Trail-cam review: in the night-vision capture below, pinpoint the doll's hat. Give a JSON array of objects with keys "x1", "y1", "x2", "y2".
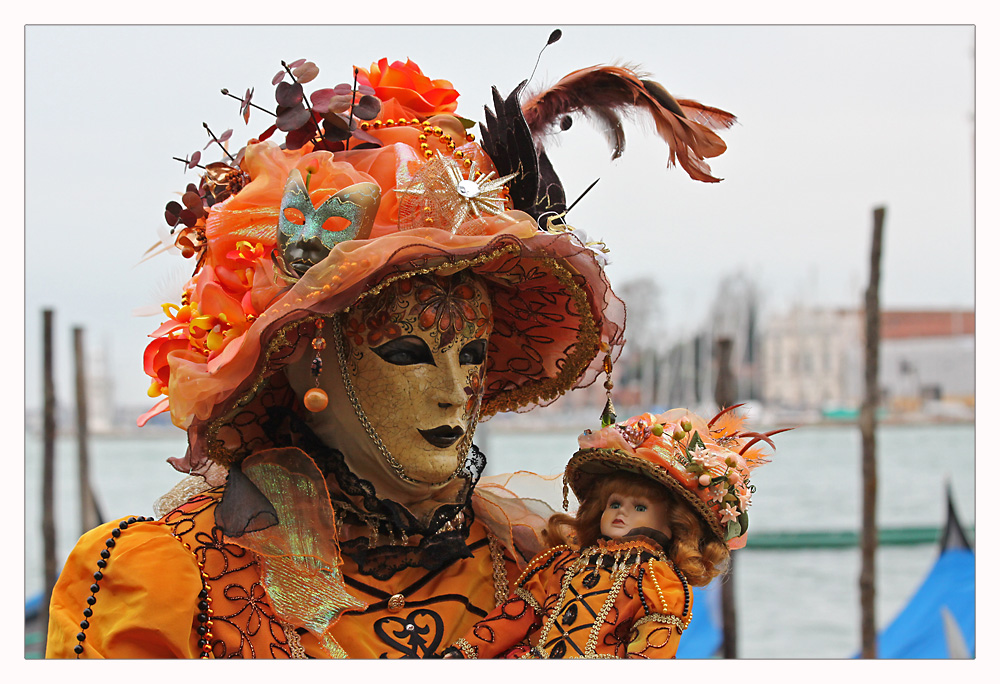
[{"x1": 564, "y1": 407, "x2": 785, "y2": 549}]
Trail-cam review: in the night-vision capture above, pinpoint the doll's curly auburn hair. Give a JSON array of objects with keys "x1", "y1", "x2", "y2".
[{"x1": 546, "y1": 471, "x2": 730, "y2": 587}]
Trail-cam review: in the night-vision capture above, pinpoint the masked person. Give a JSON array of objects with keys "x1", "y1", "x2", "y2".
[{"x1": 45, "y1": 53, "x2": 734, "y2": 658}]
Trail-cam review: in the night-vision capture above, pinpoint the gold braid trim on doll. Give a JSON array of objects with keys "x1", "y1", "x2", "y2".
[
  {"x1": 514, "y1": 586, "x2": 543, "y2": 613},
  {"x1": 454, "y1": 638, "x2": 479, "y2": 659},
  {"x1": 632, "y1": 612, "x2": 686, "y2": 632}
]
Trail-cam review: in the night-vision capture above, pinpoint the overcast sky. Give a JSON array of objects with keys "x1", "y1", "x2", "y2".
[{"x1": 19, "y1": 22, "x2": 981, "y2": 414}]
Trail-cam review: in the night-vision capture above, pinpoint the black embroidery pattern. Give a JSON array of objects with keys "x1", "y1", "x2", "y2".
[
  {"x1": 373, "y1": 608, "x2": 445, "y2": 658},
  {"x1": 164, "y1": 491, "x2": 293, "y2": 659}
]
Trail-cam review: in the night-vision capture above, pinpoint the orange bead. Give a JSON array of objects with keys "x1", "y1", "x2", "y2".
[{"x1": 304, "y1": 388, "x2": 329, "y2": 412}]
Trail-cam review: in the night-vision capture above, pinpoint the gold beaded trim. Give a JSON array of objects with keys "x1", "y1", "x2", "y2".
[
  {"x1": 487, "y1": 532, "x2": 511, "y2": 608},
  {"x1": 583, "y1": 564, "x2": 631, "y2": 658},
  {"x1": 512, "y1": 544, "x2": 570, "y2": 587},
  {"x1": 632, "y1": 612, "x2": 687, "y2": 632},
  {"x1": 454, "y1": 637, "x2": 479, "y2": 659},
  {"x1": 280, "y1": 621, "x2": 308, "y2": 659},
  {"x1": 514, "y1": 586, "x2": 542, "y2": 614},
  {"x1": 358, "y1": 117, "x2": 477, "y2": 163},
  {"x1": 530, "y1": 552, "x2": 589, "y2": 658},
  {"x1": 344, "y1": 244, "x2": 521, "y2": 310},
  {"x1": 654, "y1": 558, "x2": 693, "y2": 630}
]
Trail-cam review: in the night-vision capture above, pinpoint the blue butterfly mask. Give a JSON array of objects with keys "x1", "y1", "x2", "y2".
[{"x1": 274, "y1": 169, "x2": 381, "y2": 280}]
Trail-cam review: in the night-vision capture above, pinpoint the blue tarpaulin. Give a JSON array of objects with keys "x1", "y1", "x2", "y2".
[
  {"x1": 676, "y1": 583, "x2": 722, "y2": 658},
  {"x1": 876, "y1": 547, "x2": 975, "y2": 658}
]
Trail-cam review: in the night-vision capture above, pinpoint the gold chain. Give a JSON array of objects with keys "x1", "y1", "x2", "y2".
[{"x1": 487, "y1": 533, "x2": 511, "y2": 607}]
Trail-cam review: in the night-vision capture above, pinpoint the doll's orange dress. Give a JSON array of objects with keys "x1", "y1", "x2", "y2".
[{"x1": 450, "y1": 536, "x2": 691, "y2": 659}]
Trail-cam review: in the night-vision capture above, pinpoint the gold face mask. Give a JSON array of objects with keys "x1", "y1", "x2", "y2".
[{"x1": 339, "y1": 273, "x2": 493, "y2": 484}]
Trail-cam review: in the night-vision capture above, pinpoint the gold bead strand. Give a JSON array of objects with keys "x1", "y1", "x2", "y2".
[{"x1": 175, "y1": 534, "x2": 215, "y2": 658}]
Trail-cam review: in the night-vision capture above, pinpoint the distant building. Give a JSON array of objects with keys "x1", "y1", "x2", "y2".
[{"x1": 761, "y1": 308, "x2": 974, "y2": 417}]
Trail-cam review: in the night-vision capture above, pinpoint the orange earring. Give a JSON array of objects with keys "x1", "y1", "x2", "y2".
[{"x1": 303, "y1": 318, "x2": 329, "y2": 412}]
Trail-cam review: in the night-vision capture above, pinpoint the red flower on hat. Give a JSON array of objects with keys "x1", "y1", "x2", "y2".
[{"x1": 356, "y1": 58, "x2": 459, "y2": 119}]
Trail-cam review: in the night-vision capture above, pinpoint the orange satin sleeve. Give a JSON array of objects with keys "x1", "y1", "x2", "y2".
[
  {"x1": 454, "y1": 590, "x2": 541, "y2": 658},
  {"x1": 46, "y1": 517, "x2": 203, "y2": 659},
  {"x1": 626, "y1": 558, "x2": 690, "y2": 659},
  {"x1": 452, "y1": 548, "x2": 566, "y2": 658}
]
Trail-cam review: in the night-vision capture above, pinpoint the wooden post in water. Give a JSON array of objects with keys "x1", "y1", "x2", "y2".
[
  {"x1": 859, "y1": 206, "x2": 885, "y2": 659},
  {"x1": 41, "y1": 309, "x2": 58, "y2": 642},
  {"x1": 714, "y1": 337, "x2": 738, "y2": 658},
  {"x1": 74, "y1": 327, "x2": 100, "y2": 534}
]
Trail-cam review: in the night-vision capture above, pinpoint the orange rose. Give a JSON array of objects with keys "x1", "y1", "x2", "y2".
[{"x1": 356, "y1": 58, "x2": 459, "y2": 119}]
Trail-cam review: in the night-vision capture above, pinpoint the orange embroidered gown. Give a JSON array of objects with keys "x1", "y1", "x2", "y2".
[
  {"x1": 46, "y1": 488, "x2": 518, "y2": 659},
  {"x1": 450, "y1": 538, "x2": 691, "y2": 659}
]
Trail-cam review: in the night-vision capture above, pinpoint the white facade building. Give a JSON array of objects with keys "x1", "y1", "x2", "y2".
[{"x1": 761, "y1": 308, "x2": 973, "y2": 416}]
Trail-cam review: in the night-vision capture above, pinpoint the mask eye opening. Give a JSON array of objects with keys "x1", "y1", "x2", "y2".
[
  {"x1": 283, "y1": 207, "x2": 306, "y2": 225},
  {"x1": 322, "y1": 215, "x2": 352, "y2": 233}
]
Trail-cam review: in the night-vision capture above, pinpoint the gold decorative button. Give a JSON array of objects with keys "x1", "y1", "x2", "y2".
[{"x1": 387, "y1": 594, "x2": 405, "y2": 613}]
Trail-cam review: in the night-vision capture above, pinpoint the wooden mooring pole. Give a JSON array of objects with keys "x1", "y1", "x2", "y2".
[
  {"x1": 714, "y1": 337, "x2": 738, "y2": 658},
  {"x1": 859, "y1": 206, "x2": 885, "y2": 659},
  {"x1": 41, "y1": 309, "x2": 58, "y2": 645},
  {"x1": 74, "y1": 327, "x2": 101, "y2": 534}
]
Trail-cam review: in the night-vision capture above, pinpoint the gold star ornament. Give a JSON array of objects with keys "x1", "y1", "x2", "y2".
[{"x1": 397, "y1": 151, "x2": 518, "y2": 235}]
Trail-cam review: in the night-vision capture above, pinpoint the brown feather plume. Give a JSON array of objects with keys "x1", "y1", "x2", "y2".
[{"x1": 521, "y1": 65, "x2": 737, "y2": 183}]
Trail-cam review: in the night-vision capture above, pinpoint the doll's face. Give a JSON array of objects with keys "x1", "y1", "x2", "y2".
[
  {"x1": 344, "y1": 273, "x2": 492, "y2": 483},
  {"x1": 600, "y1": 492, "x2": 672, "y2": 540}
]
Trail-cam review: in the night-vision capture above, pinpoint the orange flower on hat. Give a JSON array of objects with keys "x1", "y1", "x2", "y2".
[{"x1": 356, "y1": 58, "x2": 459, "y2": 119}]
